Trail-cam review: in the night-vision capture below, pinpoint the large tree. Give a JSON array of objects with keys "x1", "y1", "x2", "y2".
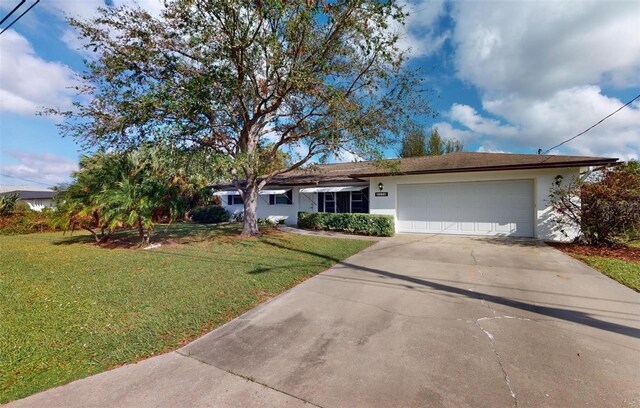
[{"x1": 51, "y1": 0, "x2": 428, "y2": 235}]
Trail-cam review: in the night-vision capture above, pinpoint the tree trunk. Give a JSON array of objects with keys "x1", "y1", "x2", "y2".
[
  {"x1": 242, "y1": 185, "x2": 260, "y2": 236},
  {"x1": 137, "y1": 217, "x2": 145, "y2": 243}
]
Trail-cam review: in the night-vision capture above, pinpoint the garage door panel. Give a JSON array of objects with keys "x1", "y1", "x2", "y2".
[
  {"x1": 397, "y1": 180, "x2": 533, "y2": 237},
  {"x1": 495, "y1": 222, "x2": 514, "y2": 233}
]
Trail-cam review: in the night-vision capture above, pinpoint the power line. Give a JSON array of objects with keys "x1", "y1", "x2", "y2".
[
  {"x1": 0, "y1": 173, "x2": 53, "y2": 187},
  {"x1": 0, "y1": 0, "x2": 26, "y2": 26},
  {"x1": 0, "y1": 0, "x2": 39, "y2": 36},
  {"x1": 543, "y1": 93, "x2": 640, "y2": 154}
]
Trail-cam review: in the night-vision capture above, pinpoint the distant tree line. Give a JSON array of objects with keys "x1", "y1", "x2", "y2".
[{"x1": 399, "y1": 127, "x2": 464, "y2": 158}]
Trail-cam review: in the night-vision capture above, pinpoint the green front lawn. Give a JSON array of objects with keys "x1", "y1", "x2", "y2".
[
  {"x1": 578, "y1": 257, "x2": 640, "y2": 292},
  {"x1": 551, "y1": 241, "x2": 640, "y2": 292},
  {"x1": 0, "y1": 223, "x2": 372, "y2": 403}
]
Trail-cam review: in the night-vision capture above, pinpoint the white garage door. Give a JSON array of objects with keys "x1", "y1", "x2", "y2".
[{"x1": 397, "y1": 180, "x2": 534, "y2": 237}]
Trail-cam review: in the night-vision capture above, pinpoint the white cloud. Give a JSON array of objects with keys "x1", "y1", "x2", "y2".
[
  {"x1": 332, "y1": 150, "x2": 364, "y2": 163},
  {"x1": 431, "y1": 121, "x2": 475, "y2": 143},
  {"x1": 44, "y1": 0, "x2": 165, "y2": 56},
  {"x1": 483, "y1": 86, "x2": 640, "y2": 159},
  {"x1": 451, "y1": 0, "x2": 640, "y2": 98},
  {"x1": 0, "y1": 151, "x2": 78, "y2": 186},
  {"x1": 449, "y1": 103, "x2": 518, "y2": 137},
  {"x1": 440, "y1": 0, "x2": 640, "y2": 158},
  {"x1": 437, "y1": 87, "x2": 640, "y2": 159},
  {"x1": 0, "y1": 30, "x2": 78, "y2": 116},
  {"x1": 44, "y1": 0, "x2": 165, "y2": 21},
  {"x1": 392, "y1": 0, "x2": 449, "y2": 58},
  {"x1": 476, "y1": 145, "x2": 507, "y2": 154}
]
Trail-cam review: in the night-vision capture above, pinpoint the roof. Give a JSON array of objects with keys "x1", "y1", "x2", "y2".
[
  {"x1": 0, "y1": 190, "x2": 56, "y2": 200},
  {"x1": 213, "y1": 152, "x2": 618, "y2": 188},
  {"x1": 0, "y1": 185, "x2": 53, "y2": 193}
]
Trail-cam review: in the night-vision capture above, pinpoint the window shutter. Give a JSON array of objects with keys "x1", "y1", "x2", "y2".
[
  {"x1": 269, "y1": 194, "x2": 275, "y2": 205},
  {"x1": 286, "y1": 189, "x2": 293, "y2": 205},
  {"x1": 227, "y1": 195, "x2": 232, "y2": 205},
  {"x1": 318, "y1": 192, "x2": 324, "y2": 212}
]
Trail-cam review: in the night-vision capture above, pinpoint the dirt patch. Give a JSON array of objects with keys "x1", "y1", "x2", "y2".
[{"x1": 548, "y1": 242, "x2": 640, "y2": 263}]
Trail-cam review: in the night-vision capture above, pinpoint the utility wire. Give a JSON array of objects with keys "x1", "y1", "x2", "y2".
[
  {"x1": 0, "y1": 0, "x2": 39, "y2": 36},
  {"x1": 0, "y1": 0, "x2": 26, "y2": 26},
  {"x1": 0, "y1": 173, "x2": 52, "y2": 187},
  {"x1": 543, "y1": 93, "x2": 640, "y2": 154}
]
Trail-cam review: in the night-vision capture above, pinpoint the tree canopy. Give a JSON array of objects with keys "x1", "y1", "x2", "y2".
[
  {"x1": 426, "y1": 127, "x2": 464, "y2": 156},
  {"x1": 51, "y1": 0, "x2": 430, "y2": 234},
  {"x1": 55, "y1": 145, "x2": 223, "y2": 243},
  {"x1": 399, "y1": 127, "x2": 427, "y2": 158},
  {"x1": 399, "y1": 127, "x2": 463, "y2": 158}
]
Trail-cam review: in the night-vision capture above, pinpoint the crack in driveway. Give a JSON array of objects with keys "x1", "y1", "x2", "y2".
[{"x1": 470, "y1": 247, "x2": 519, "y2": 407}]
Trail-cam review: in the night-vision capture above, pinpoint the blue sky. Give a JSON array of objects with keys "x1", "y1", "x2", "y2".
[{"x1": 1, "y1": 0, "x2": 639, "y2": 187}]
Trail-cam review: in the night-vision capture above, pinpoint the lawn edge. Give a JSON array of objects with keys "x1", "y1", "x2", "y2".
[{"x1": 545, "y1": 242, "x2": 640, "y2": 293}]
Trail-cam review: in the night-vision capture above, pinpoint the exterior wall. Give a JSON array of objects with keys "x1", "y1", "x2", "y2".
[
  {"x1": 221, "y1": 186, "x2": 320, "y2": 226},
  {"x1": 22, "y1": 198, "x2": 54, "y2": 212},
  {"x1": 220, "y1": 183, "x2": 368, "y2": 225},
  {"x1": 221, "y1": 187, "x2": 298, "y2": 225},
  {"x1": 368, "y1": 167, "x2": 582, "y2": 242}
]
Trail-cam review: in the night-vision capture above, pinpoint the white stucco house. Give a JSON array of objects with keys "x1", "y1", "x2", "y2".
[
  {"x1": 213, "y1": 152, "x2": 617, "y2": 241},
  {"x1": 0, "y1": 187, "x2": 57, "y2": 212}
]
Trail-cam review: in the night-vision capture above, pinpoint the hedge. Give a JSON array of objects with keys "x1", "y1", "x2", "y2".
[
  {"x1": 190, "y1": 206, "x2": 230, "y2": 224},
  {"x1": 297, "y1": 211, "x2": 394, "y2": 237},
  {"x1": 0, "y1": 209, "x2": 62, "y2": 235}
]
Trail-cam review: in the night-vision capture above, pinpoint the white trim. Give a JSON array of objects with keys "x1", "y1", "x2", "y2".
[
  {"x1": 259, "y1": 189, "x2": 290, "y2": 195},
  {"x1": 300, "y1": 186, "x2": 366, "y2": 193},
  {"x1": 214, "y1": 189, "x2": 290, "y2": 196}
]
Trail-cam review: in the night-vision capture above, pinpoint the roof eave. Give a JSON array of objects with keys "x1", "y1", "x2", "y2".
[{"x1": 351, "y1": 159, "x2": 619, "y2": 178}]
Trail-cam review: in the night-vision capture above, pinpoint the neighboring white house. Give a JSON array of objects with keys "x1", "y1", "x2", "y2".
[
  {"x1": 0, "y1": 186, "x2": 57, "y2": 212},
  {"x1": 213, "y1": 152, "x2": 617, "y2": 241}
]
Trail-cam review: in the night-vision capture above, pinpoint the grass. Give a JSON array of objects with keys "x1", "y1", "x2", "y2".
[
  {"x1": 576, "y1": 256, "x2": 640, "y2": 292},
  {"x1": 0, "y1": 223, "x2": 372, "y2": 403}
]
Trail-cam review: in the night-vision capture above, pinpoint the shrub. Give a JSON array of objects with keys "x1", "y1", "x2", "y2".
[
  {"x1": 190, "y1": 206, "x2": 230, "y2": 224},
  {"x1": 549, "y1": 161, "x2": 640, "y2": 246},
  {"x1": 0, "y1": 194, "x2": 19, "y2": 216},
  {"x1": 0, "y1": 209, "x2": 61, "y2": 235},
  {"x1": 298, "y1": 212, "x2": 394, "y2": 237}
]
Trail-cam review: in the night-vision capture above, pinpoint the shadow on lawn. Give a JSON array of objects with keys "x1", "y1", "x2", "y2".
[
  {"x1": 261, "y1": 239, "x2": 640, "y2": 339},
  {"x1": 52, "y1": 223, "x2": 244, "y2": 247}
]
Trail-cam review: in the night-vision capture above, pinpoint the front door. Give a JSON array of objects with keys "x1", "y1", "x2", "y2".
[{"x1": 336, "y1": 192, "x2": 350, "y2": 213}]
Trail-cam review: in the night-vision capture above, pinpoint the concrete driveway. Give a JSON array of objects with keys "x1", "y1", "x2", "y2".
[{"x1": 10, "y1": 235, "x2": 640, "y2": 407}]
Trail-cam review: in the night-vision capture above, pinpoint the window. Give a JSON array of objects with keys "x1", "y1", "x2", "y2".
[
  {"x1": 320, "y1": 190, "x2": 368, "y2": 213},
  {"x1": 229, "y1": 195, "x2": 243, "y2": 205},
  {"x1": 351, "y1": 191, "x2": 364, "y2": 213},
  {"x1": 269, "y1": 190, "x2": 292, "y2": 205},
  {"x1": 275, "y1": 194, "x2": 289, "y2": 205},
  {"x1": 324, "y1": 193, "x2": 336, "y2": 213}
]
